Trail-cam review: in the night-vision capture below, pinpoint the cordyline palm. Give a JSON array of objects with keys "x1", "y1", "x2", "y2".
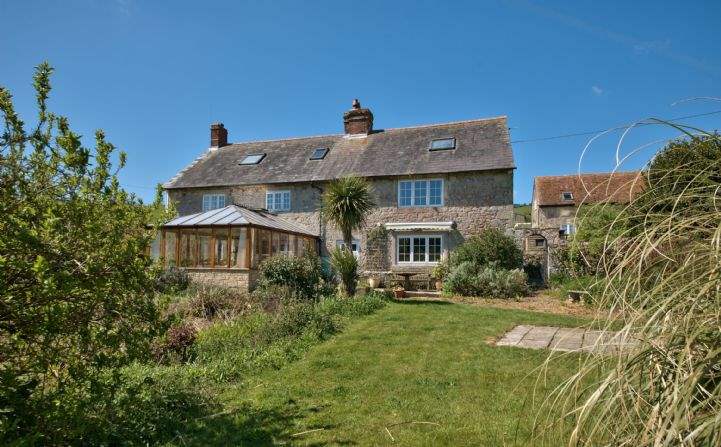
[
  {"x1": 322, "y1": 176, "x2": 375, "y2": 250},
  {"x1": 322, "y1": 177, "x2": 374, "y2": 296}
]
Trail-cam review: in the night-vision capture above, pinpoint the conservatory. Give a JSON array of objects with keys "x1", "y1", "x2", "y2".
[{"x1": 155, "y1": 205, "x2": 318, "y2": 290}]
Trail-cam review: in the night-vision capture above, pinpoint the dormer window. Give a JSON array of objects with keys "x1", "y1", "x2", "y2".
[
  {"x1": 562, "y1": 191, "x2": 574, "y2": 201},
  {"x1": 239, "y1": 153, "x2": 266, "y2": 165},
  {"x1": 429, "y1": 138, "x2": 456, "y2": 151},
  {"x1": 310, "y1": 147, "x2": 329, "y2": 160}
]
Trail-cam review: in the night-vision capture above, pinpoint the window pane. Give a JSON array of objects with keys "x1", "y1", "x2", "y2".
[
  {"x1": 398, "y1": 237, "x2": 410, "y2": 262},
  {"x1": 179, "y1": 230, "x2": 197, "y2": 267},
  {"x1": 203, "y1": 196, "x2": 210, "y2": 211},
  {"x1": 240, "y1": 153, "x2": 265, "y2": 165},
  {"x1": 279, "y1": 233, "x2": 289, "y2": 254},
  {"x1": 198, "y1": 229, "x2": 212, "y2": 267},
  {"x1": 230, "y1": 228, "x2": 247, "y2": 268},
  {"x1": 399, "y1": 181, "x2": 412, "y2": 207},
  {"x1": 429, "y1": 180, "x2": 442, "y2": 205},
  {"x1": 413, "y1": 181, "x2": 427, "y2": 206},
  {"x1": 428, "y1": 237, "x2": 442, "y2": 262},
  {"x1": 413, "y1": 237, "x2": 426, "y2": 262},
  {"x1": 266, "y1": 193, "x2": 272, "y2": 209},
  {"x1": 430, "y1": 138, "x2": 455, "y2": 150},
  {"x1": 218, "y1": 195, "x2": 225, "y2": 208},
  {"x1": 164, "y1": 231, "x2": 177, "y2": 266},
  {"x1": 282, "y1": 192, "x2": 290, "y2": 211},
  {"x1": 288, "y1": 234, "x2": 297, "y2": 256},
  {"x1": 213, "y1": 229, "x2": 228, "y2": 267}
]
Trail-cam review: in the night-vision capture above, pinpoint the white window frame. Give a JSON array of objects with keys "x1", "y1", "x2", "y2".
[
  {"x1": 202, "y1": 194, "x2": 226, "y2": 212},
  {"x1": 396, "y1": 234, "x2": 443, "y2": 264},
  {"x1": 266, "y1": 190, "x2": 291, "y2": 212},
  {"x1": 562, "y1": 191, "x2": 574, "y2": 201},
  {"x1": 336, "y1": 239, "x2": 360, "y2": 258},
  {"x1": 397, "y1": 179, "x2": 444, "y2": 207}
]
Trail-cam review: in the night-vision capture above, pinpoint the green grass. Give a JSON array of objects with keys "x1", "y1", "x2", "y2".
[{"x1": 171, "y1": 300, "x2": 588, "y2": 446}]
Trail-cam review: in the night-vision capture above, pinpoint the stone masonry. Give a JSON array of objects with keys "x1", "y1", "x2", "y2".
[
  {"x1": 186, "y1": 269, "x2": 257, "y2": 290},
  {"x1": 167, "y1": 170, "x2": 514, "y2": 273}
]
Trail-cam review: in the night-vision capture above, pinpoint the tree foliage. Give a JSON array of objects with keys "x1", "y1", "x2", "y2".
[{"x1": 0, "y1": 63, "x2": 170, "y2": 442}]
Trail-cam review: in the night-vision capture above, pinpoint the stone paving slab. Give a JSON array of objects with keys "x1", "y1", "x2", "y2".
[{"x1": 496, "y1": 325, "x2": 625, "y2": 353}]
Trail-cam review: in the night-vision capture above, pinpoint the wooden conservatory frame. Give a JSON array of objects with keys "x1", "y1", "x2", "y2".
[{"x1": 157, "y1": 205, "x2": 318, "y2": 271}]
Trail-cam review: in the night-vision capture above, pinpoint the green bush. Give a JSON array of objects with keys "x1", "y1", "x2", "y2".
[
  {"x1": 443, "y1": 261, "x2": 481, "y2": 296},
  {"x1": 256, "y1": 254, "x2": 324, "y2": 300},
  {"x1": 443, "y1": 262, "x2": 528, "y2": 299},
  {"x1": 449, "y1": 228, "x2": 523, "y2": 270}
]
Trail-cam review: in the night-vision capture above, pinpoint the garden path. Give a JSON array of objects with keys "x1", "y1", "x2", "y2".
[{"x1": 496, "y1": 325, "x2": 629, "y2": 353}]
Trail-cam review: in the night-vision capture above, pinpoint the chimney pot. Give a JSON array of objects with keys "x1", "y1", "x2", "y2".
[
  {"x1": 343, "y1": 99, "x2": 373, "y2": 135},
  {"x1": 210, "y1": 122, "x2": 228, "y2": 148}
]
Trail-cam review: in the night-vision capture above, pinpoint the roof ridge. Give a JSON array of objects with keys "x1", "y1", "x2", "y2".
[
  {"x1": 535, "y1": 170, "x2": 641, "y2": 181},
  {"x1": 217, "y1": 115, "x2": 507, "y2": 147},
  {"x1": 382, "y1": 115, "x2": 507, "y2": 132}
]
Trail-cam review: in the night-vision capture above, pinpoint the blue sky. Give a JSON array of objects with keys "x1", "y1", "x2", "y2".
[{"x1": 2, "y1": 0, "x2": 720, "y2": 203}]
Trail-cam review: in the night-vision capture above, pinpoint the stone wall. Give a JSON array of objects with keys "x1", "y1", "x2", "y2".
[
  {"x1": 185, "y1": 268, "x2": 256, "y2": 291},
  {"x1": 533, "y1": 204, "x2": 577, "y2": 229},
  {"x1": 167, "y1": 170, "x2": 514, "y2": 273}
]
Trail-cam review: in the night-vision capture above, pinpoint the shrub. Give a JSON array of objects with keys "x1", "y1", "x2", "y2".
[
  {"x1": 154, "y1": 266, "x2": 190, "y2": 293},
  {"x1": 443, "y1": 262, "x2": 528, "y2": 299},
  {"x1": 152, "y1": 322, "x2": 197, "y2": 364},
  {"x1": 449, "y1": 228, "x2": 523, "y2": 270},
  {"x1": 443, "y1": 261, "x2": 481, "y2": 296},
  {"x1": 256, "y1": 254, "x2": 323, "y2": 300},
  {"x1": 477, "y1": 266, "x2": 528, "y2": 299},
  {"x1": 329, "y1": 247, "x2": 359, "y2": 296},
  {"x1": 185, "y1": 285, "x2": 256, "y2": 320}
]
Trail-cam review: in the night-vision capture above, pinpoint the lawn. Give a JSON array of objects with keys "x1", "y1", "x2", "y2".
[{"x1": 173, "y1": 300, "x2": 588, "y2": 446}]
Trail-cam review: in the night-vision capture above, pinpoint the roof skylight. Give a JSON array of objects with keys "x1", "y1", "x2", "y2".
[
  {"x1": 429, "y1": 137, "x2": 456, "y2": 151},
  {"x1": 562, "y1": 191, "x2": 574, "y2": 201},
  {"x1": 310, "y1": 147, "x2": 329, "y2": 160},
  {"x1": 239, "y1": 153, "x2": 266, "y2": 165}
]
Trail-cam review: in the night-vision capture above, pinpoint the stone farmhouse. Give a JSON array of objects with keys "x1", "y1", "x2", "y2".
[
  {"x1": 159, "y1": 100, "x2": 516, "y2": 290},
  {"x1": 522, "y1": 171, "x2": 645, "y2": 277}
]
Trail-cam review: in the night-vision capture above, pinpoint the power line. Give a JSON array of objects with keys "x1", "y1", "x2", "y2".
[{"x1": 510, "y1": 109, "x2": 721, "y2": 144}]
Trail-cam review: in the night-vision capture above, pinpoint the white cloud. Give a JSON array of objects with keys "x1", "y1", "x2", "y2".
[{"x1": 591, "y1": 85, "x2": 604, "y2": 96}]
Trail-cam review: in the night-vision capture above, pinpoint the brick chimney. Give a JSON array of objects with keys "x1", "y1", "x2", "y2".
[
  {"x1": 343, "y1": 99, "x2": 373, "y2": 135},
  {"x1": 210, "y1": 122, "x2": 228, "y2": 149}
]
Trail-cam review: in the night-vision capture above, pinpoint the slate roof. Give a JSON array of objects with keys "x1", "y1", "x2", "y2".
[
  {"x1": 533, "y1": 171, "x2": 646, "y2": 207},
  {"x1": 162, "y1": 205, "x2": 318, "y2": 237},
  {"x1": 164, "y1": 116, "x2": 514, "y2": 189}
]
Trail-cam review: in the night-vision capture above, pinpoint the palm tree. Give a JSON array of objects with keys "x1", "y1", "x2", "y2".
[{"x1": 322, "y1": 176, "x2": 375, "y2": 295}]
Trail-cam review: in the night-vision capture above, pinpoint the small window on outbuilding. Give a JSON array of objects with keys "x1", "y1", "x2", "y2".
[
  {"x1": 429, "y1": 138, "x2": 456, "y2": 151},
  {"x1": 534, "y1": 239, "x2": 545, "y2": 247},
  {"x1": 562, "y1": 191, "x2": 574, "y2": 201},
  {"x1": 310, "y1": 147, "x2": 329, "y2": 160},
  {"x1": 239, "y1": 153, "x2": 266, "y2": 165}
]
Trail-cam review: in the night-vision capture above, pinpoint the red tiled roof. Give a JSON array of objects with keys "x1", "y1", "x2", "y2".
[{"x1": 533, "y1": 171, "x2": 645, "y2": 206}]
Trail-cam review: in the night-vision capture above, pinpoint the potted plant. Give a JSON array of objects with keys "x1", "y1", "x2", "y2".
[
  {"x1": 368, "y1": 276, "x2": 380, "y2": 289},
  {"x1": 431, "y1": 261, "x2": 449, "y2": 291},
  {"x1": 393, "y1": 284, "x2": 405, "y2": 298}
]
